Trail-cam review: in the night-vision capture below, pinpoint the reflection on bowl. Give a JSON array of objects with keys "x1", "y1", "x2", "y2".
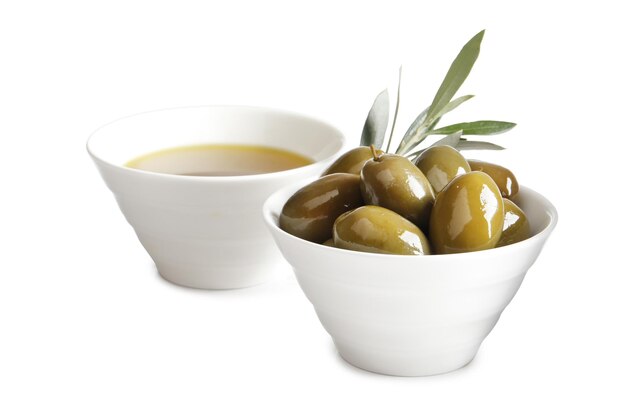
[{"x1": 263, "y1": 181, "x2": 557, "y2": 376}]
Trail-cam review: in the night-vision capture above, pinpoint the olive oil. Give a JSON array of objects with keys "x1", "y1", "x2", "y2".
[{"x1": 125, "y1": 144, "x2": 313, "y2": 176}]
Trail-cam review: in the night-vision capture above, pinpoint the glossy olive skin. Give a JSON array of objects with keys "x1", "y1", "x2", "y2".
[
  {"x1": 322, "y1": 146, "x2": 383, "y2": 176},
  {"x1": 497, "y1": 199, "x2": 531, "y2": 247},
  {"x1": 467, "y1": 159, "x2": 519, "y2": 198},
  {"x1": 333, "y1": 206, "x2": 430, "y2": 255},
  {"x1": 279, "y1": 173, "x2": 363, "y2": 243},
  {"x1": 415, "y1": 145, "x2": 471, "y2": 194},
  {"x1": 429, "y1": 171, "x2": 504, "y2": 254},
  {"x1": 360, "y1": 154, "x2": 435, "y2": 232},
  {"x1": 322, "y1": 238, "x2": 336, "y2": 247}
]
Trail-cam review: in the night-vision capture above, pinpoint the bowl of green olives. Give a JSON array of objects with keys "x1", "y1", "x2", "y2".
[{"x1": 263, "y1": 146, "x2": 557, "y2": 376}]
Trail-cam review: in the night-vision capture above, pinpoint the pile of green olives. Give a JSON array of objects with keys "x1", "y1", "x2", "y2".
[{"x1": 279, "y1": 145, "x2": 530, "y2": 255}]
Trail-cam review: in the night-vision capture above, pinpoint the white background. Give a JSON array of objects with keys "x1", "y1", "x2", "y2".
[{"x1": 1, "y1": 1, "x2": 625, "y2": 409}]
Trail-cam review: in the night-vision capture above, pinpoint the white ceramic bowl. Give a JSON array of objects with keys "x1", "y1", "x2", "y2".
[
  {"x1": 263, "y1": 181, "x2": 557, "y2": 376},
  {"x1": 88, "y1": 106, "x2": 345, "y2": 289}
]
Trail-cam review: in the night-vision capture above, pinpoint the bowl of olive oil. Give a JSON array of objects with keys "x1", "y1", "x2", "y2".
[
  {"x1": 88, "y1": 106, "x2": 345, "y2": 289},
  {"x1": 125, "y1": 144, "x2": 313, "y2": 176}
]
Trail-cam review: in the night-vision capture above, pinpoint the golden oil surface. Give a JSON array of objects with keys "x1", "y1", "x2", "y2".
[{"x1": 125, "y1": 144, "x2": 313, "y2": 176}]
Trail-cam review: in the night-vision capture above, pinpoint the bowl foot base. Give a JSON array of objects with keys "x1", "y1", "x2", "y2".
[
  {"x1": 156, "y1": 264, "x2": 275, "y2": 290},
  {"x1": 335, "y1": 341, "x2": 478, "y2": 377}
]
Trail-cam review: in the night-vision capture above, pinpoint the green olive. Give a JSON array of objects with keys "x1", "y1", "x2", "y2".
[
  {"x1": 279, "y1": 173, "x2": 363, "y2": 243},
  {"x1": 497, "y1": 199, "x2": 531, "y2": 247},
  {"x1": 360, "y1": 153, "x2": 435, "y2": 232},
  {"x1": 429, "y1": 171, "x2": 504, "y2": 254},
  {"x1": 467, "y1": 159, "x2": 519, "y2": 198},
  {"x1": 322, "y1": 238, "x2": 336, "y2": 247},
  {"x1": 322, "y1": 146, "x2": 384, "y2": 176},
  {"x1": 333, "y1": 206, "x2": 430, "y2": 255},
  {"x1": 415, "y1": 145, "x2": 471, "y2": 194}
]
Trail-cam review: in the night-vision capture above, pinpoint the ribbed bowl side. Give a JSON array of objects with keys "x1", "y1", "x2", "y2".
[
  {"x1": 88, "y1": 105, "x2": 346, "y2": 289},
  {"x1": 94, "y1": 159, "x2": 325, "y2": 289},
  {"x1": 117, "y1": 194, "x2": 281, "y2": 289},
  {"x1": 265, "y1": 184, "x2": 557, "y2": 376},
  {"x1": 284, "y1": 236, "x2": 542, "y2": 375}
]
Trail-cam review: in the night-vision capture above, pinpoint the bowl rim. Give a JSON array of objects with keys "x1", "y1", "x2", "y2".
[
  {"x1": 263, "y1": 178, "x2": 558, "y2": 260},
  {"x1": 86, "y1": 104, "x2": 347, "y2": 184}
]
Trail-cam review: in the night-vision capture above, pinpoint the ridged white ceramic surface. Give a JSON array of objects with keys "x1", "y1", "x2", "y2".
[
  {"x1": 264, "y1": 181, "x2": 557, "y2": 376},
  {"x1": 88, "y1": 106, "x2": 345, "y2": 289}
]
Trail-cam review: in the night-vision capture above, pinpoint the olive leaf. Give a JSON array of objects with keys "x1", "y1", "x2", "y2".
[
  {"x1": 456, "y1": 139, "x2": 505, "y2": 151},
  {"x1": 424, "y1": 30, "x2": 484, "y2": 126},
  {"x1": 430, "y1": 131, "x2": 463, "y2": 148},
  {"x1": 360, "y1": 89, "x2": 390, "y2": 149},
  {"x1": 434, "y1": 94, "x2": 474, "y2": 119},
  {"x1": 396, "y1": 95, "x2": 474, "y2": 155},
  {"x1": 362, "y1": 30, "x2": 514, "y2": 157},
  {"x1": 428, "y1": 120, "x2": 516, "y2": 136},
  {"x1": 398, "y1": 117, "x2": 445, "y2": 156},
  {"x1": 406, "y1": 133, "x2": 504, "y2": 158},
  {"x1": 397, "y1": 105, "x2": 429, "y2": 153},
  {"x1": 405, "y1": 131, "x2": 463, "y2": 159},
  {"x1": 386, "y1": 66, "x2": 403, "y2": 153}
]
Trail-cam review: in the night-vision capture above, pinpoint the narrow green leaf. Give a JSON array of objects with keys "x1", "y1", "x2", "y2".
[
  {"x1": 456, "y1": 140, "x2": 505, "y2": 151},
  {"x1": 405, "y1": 131, "x2": 463, "y2": 159},
  {"x1": 430, "y1": 131, "x2": 463, "y2": 148},
  {"x1": 428, "y1": 121, "x2": 516, "y2": 136},
  {"x1": 427, "y1": 117, "x2": 441, "y2": 132},
  {"x1": 400, "y1": 117, "x2": 444, "y2": 154},
  {"x1": 399, "y1": 134, "x2": 427, "y2": 156},
  {"x1": 360, "y1": 89, "x2": 390, "y2": 148},
  {"x1": 425, "y1": 30, "x2": 485, "y2": 126},
  {"x1": 396, "y1": 105, "x2": 429, "y2": 153},
  {"x1": 407, "y1": 135, "x2": 505, "y2": 158},
  {"x1": 396, "y1": 95, "x2": 474, "y2": 154},
  {"x1": 436, "y1": 94, "x2": 474, "y2": 118},
  {"x1": 386, "y1": 66, "x2": 403, "y2": 153},
  {"x1": 406, "y1": 105, "x2": 430, "y2": 137}
]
